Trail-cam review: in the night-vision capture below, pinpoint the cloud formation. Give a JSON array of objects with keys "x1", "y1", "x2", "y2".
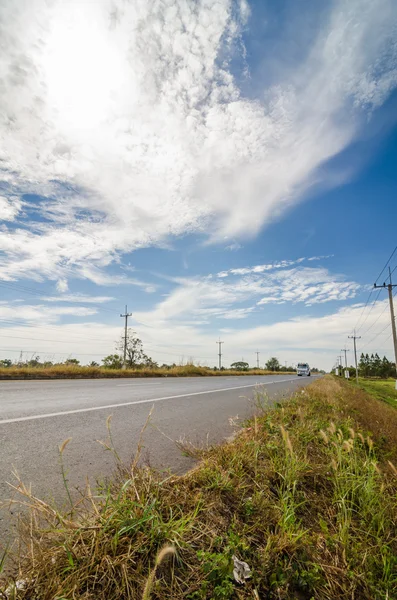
[
  {"x1": 133, "y1": 261, "x2": 360, "y2": 326},
  {"x1": 0, "y1": 0, "x2": 396, "y2": 281}
]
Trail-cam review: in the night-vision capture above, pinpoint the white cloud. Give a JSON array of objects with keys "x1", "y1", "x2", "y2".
[
  {"x1": 217, "y1": 257, "x2": 309, "y2": 277},
  {"x1": 0, "y1": 196, "x2": 21, "y2": 221},
  {"x1": 0, "y1": 0, "x2": 395, "y2": 280},
  {"x1": 133, "y1": 264, "x2": 360, "y2": 329},
  {"x1": 43, "y1": 294, "x2": 115, "y2": 304},
  {"x1": 0, "y1": 302, "x2": 97, "y2": 323},
  {"x1": 0, "y1": 299, "x2": 392, "y2": 370},
  {"x1": 56, "y1": 279, "x2": 69, "y2": 293}
]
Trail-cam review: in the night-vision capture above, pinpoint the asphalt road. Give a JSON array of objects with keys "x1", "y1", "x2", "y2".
[{"x1": 0, "y1": 375, "x2": 317, "y2": 546}]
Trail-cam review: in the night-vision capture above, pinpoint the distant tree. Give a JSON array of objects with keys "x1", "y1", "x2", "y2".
[
  {"x1": 102, "y1": 354, "x2": 123, "y2": 369},
  {"x1": 27, "y1": 356, "x2": 41, "y2": 368},
  {"x1": 89, "y1": 361, "x2": 99, "y2": 367},
  {"x1": 118, "y1": 329, "x2": 145, "y2": 368},
  {"x1": 0, "y1": 358, "x2": 12, "y2": 368},
  {"x1": 230, "y1": 361, "x2": 249, "y2": 371},
  {"x1": 359, "y1": 353, "x2": 370, "y2": 377},
  {"x1": 65, "y1": 358, "x2": 80, "y2": 366},
  {"x1": 117, "y1": 329, "x2": 155, "y2": 368},
  {"x1": 140, "y1": 355, "x2": 158, "y2": 369},
  {"x1": 266, "y1": 357, "x2": 280, "y2": 371}
]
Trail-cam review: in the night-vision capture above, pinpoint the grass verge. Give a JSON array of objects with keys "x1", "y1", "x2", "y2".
[
  {"x1": 352, "y1": 377, "x2": 397, "y2": 408},
  {"x1": 0, "y1": 365, "x2": 295, "y2": 380},
  {"x1": 1, "y1": 376, "x2": 397, "y2": 599}
]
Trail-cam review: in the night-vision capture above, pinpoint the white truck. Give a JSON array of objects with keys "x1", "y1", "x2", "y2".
[{"x1": 296, "y1": 362, "x2": 311, "y2": 376}]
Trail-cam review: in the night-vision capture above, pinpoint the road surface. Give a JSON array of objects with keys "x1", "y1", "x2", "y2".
[{"x1": 0, "y1": 375, "x2": 317, "y2": 545}]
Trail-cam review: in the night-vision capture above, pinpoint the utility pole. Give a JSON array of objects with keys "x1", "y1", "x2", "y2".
[
  {"x1": 348, "y1": 329, "x2": 361, "y2": 384},
  {"x1": 338, "y1": 355, "x2": 343, "y2": 375},
  {"x1": 374, "y1": 267, "x2": 397, "y2": 388},
  {"x1": 216, "y1": 339, "x2": 224, "y2": 370},
  {"x1": 120, "y1": 305, "x2": 132, "y2": 370},
  {"x1": 341, "y1": 347, "x2": 350, "y2": 369},
  {"x1": 256, "y1": 351, "x2": 260, "y2": 369}
]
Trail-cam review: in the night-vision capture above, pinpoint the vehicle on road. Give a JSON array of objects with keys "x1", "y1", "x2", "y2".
[{"x1": 297, "y1": 363, "x2": 311, "y2": 376}]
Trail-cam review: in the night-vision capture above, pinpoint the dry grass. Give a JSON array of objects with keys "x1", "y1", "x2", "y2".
[
  {"x1": 0, "y1": 365, "x2": 294, "y2": 380},
  {"x1": 1, "y1": 376, "x2": 397, "y2": 599}
]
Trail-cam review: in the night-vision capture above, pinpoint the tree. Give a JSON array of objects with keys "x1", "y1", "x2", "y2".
[
  {"x1": 65, "y1": 358, "x2": 80, "y2": 366},
  {"x1": 266, "y1": 357, "x2": 280, "y2": 371},
  {"x1": 102, "y1": 354, "x2": 123, "y2": 369},
  {"x1": 0, "y1": 359, "x2": 12, "y2": 368},
  {"x1": 359, "y1": 353, "x2": 370, "y2": 377},
  {"x1": 27, "y1": 356, "x2": 41, "y2": 368},
  {"x1": 89, "y1": 361, "x2": 99, "y2": 367},
  {"x1": 117, "y1": 329, "x2": 155, "y2": 368},
  {"x1": 230, "y1": 361, "x2": 249, "y2": 371}
]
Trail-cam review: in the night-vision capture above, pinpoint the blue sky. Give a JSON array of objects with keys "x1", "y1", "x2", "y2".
[{"x1": 0, "y1": 0, "x2": 397, "y2": 369}]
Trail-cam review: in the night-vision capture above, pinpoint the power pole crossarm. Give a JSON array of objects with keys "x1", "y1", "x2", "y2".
[
  {"x1": 120, "y1": 305, "x2": 132, "y2": 370},
  {"x1": 374, "y1": 267, "x2": 397, "y2": 388}
]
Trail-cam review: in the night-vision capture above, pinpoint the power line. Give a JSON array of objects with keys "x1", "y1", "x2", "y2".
[
  {"x1": 353, "y1": 288, "x2": 374, "y2": 332},
  {"x1": 352, "y1": 246, "x2": 397, "y2": 336},
  {"x1": 0, "y1": 280, "x2": 121, "y2": 316},
  {"x1": 375, "y1": 245, "x2": 397, "y2": 285},
  {"x1": 360, "y1": 322, "x2": 391, "y2": 353},
  {"x1": 359, "y1": 299, "x2": 389, "y2": 338},
  {"x1": 373, "y1": 266, "x2": 397, "y2": 381},
  {"x1": 356, "y1": 289, "x2": 382, "y2": 333}
]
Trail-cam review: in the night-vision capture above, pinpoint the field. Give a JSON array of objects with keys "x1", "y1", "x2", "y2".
[
  {"x1": 0, "y1": 365, "x2": 295, "y2": 380},
  {"x1": 353, "y1": 377, "x2": 397, "y2": 408},
  {"x1": 1, "y1": 376, "x2": 397, "y2": 599}
]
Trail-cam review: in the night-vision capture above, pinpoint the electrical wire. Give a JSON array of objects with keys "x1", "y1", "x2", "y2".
[
  {"x1": 375, "y1": 245, "x2": 397, "y2": 285},
  {"x1": 356, "y1": 289, "x2": 382, "y2": 333}
]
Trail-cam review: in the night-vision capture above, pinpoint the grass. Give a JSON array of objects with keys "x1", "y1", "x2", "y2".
[
  {"x1": 0, "y1": 365, "x2": 295, "y2": 380},
  {"x1": 353, "y1": 377, "x2": 397, "y2": 408},
  {"x1": 1, "y1": 376, "x2": 397, "y2": 599}
]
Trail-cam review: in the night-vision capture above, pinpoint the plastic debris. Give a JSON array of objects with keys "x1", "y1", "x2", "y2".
[{"x1": 232, "y1": 555, "x2": 252, "y2": 584}]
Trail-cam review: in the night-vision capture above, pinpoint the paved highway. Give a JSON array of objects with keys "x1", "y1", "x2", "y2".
[{"x1": 0, "y1": 375, "x2": 316, "y2": 545}]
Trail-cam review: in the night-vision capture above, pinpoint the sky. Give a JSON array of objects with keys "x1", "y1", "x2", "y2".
[{"x1": 0, "y1": 0, "x2": 397, "y2": 370}]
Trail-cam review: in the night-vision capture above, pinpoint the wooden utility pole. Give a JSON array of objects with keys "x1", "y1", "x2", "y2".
[
  {"x1": 374, "y1": 267, "x2": 397, "y2": 388},
  {"x1": 348, "y1": 330, "x2": 361, "y2": 384},
  {"x1": 216, "y1": 339, "x2": 224, "y2": 370},
  {"x1": 120, "y1": 305, "x2": 132, "y2": 369}
]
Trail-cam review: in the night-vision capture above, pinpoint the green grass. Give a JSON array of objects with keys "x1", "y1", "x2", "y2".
[
  {"x1": 1, "y1": 376, "x2": 397, "y2": 599},
  {"x1": 354, "y1": 377, "x2": 397, "y2": 408},
  {"x1": 0, "y1": 365, "x2": 295, "y2": 380}
]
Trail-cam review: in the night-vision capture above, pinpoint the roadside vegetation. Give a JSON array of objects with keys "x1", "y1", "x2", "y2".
[
  {"x1": 0, "y1": 364, "x2": 296, "y2": 380},
  {"x1": 1, "y1": 376, "x2": 397, "y2": 599},
  {"x1": 354, "y1": 377, "x2": 397, "y2": 408},
  {"x1": 0, "y1": 329, "x2": 324, "y2": 380}
]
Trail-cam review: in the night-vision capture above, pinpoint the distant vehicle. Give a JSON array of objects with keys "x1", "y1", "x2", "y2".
[{"x1": 297, "y1": 363, "x2": 311, "y2": 376}]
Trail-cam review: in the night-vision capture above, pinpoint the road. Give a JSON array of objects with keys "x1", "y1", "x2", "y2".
[{"x1": 0, "y1": 375, "x2": 317, "y2": 545}]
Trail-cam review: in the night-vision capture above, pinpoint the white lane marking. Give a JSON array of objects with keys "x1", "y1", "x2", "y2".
[
  {"x1": 117, "y1": 382, "x2": 163, "y2": 387},
  {"x1": 0, "y1": 377, "x2": 302, "y2": 426}
]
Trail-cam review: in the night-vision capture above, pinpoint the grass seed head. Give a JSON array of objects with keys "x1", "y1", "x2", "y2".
[
  {"x1": 387, "y1": 460, "x2": 397, "y2": 476},
  {"x1": 319, "y1": 429, "x2": 329, "y2": 445},
  {"x1": 328, "y1": 421, "x2": 336, "y2": 435},
  {"x1": 59, "y1": 438, "x2": 72, "y2": 455},
  {"x1": 348, "y1": 427, "x2": 355, "y2": 439}
]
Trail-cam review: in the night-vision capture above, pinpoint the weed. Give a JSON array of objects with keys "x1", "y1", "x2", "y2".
[{"x1": 1, "y1": 376, "x2": 397, "y2": 599}]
